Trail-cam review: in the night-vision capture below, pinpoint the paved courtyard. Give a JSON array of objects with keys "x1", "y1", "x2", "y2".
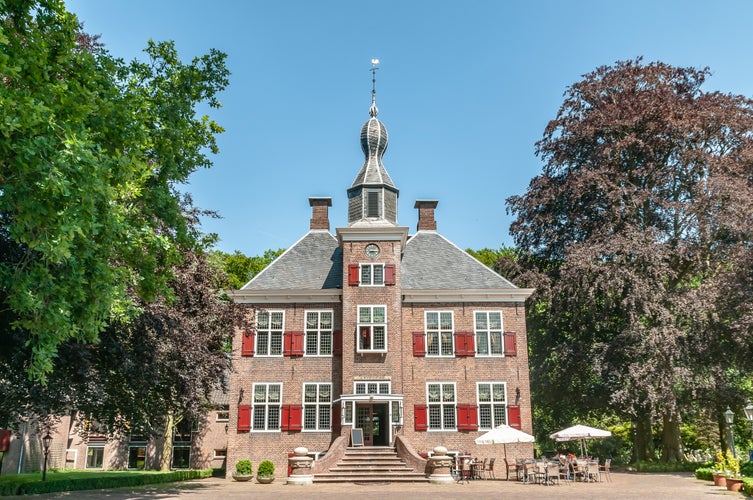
[{"x1": 29, "y1": 472, "x2": 744, "y2": 499}]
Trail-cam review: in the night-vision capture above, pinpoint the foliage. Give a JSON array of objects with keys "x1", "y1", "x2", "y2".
[
  {"x1": 234, "y1": 459, "x2": 253, "y2": 475},
  {"x1": 725, "y1": 450, "x2": 741, "y2": 477},
  {"x1": 209, "y1": 249, "x2": 284, "y2": 289},
  {"x1": 256, "y1": 460, "x2": 274, "y2": 477},
  {"x1": 0, "y1": 0, "x2": 229, "y2": 381},
  {"x1": 0, "y1": 469, "x2": 212, "y2": 496},
  {"x1": 507, "y1": 57, "x2": 753, "y2": 462},
  {"x1": 634, "y1": 461, "x2": 706, "y2": 473},
  {"x1": 695, "y1": 467, "x2": 713, "y2": 481}
]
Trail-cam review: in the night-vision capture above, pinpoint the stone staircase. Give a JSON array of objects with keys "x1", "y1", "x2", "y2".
[{"x1": 313, "y1": 446, "x2": 429, "y2": 483}]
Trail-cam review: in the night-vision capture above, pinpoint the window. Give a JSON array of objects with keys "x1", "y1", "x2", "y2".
[
  {"x1": 357, "y1": 306, "x2": 387, "y2": 353},
  {"x1": 354, "y1": 381, "x2": 390, "y2": 395},
  {"x1": 172, "y1": 444, "x2": 190, "y2": 468},
  {"x1": 128, "y1": 446, "x2": 146, "y2": 469},
  {"x1": 426, "y1": 311, "x2": 454, "y2": 357},
  {"x1": 256, "y1": 311, "x2": 284, "y2": 356},
  {"x1": 252, "y1": 383, "x2": 281, "y2": 431},
  {"x1": 214, "y1": 449, "x2": 227, "y2": 459},
  {"x1": 305, "y1": 311, "x2": 333, "y2": 356},
  {"x1": 427, "y1": 383, "x2": 456, "y2": 430},
  {"x1": 360, "y1": 264, "x2": 384, "y2": 286},
  {"x1": 477, "y1": 382, "x2": 507, "y2": 429},
  {"x1": 216, "y1": 406, "x2": 229, "y2": 422},
  {"x1": 303, "y1": 383, "x2": 331, "y2": 431},
  {"x1": 475, "y1": 311, "x2": 503, "y2": 356},
  {"x1": 85, "y1": 445, "x2": 104, "y2": 469}
]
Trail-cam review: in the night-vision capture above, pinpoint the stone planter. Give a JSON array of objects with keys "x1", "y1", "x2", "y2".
[
  {"x1": 257, "y1": 476, "x2": 275, "y2": 484},
  {"x1": 725, "y1": 477, "x2": 743, "y2": 492},
  {"x1": 712, "y1": 473, "x2": 726, "y2": 487},
  {"x1": 232, "y1": 473, "x2": 254, "y2": 482}
]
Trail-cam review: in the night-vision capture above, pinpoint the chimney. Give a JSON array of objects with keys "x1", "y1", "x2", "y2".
[
  {"x1": 309, "y1": 197, "x2": 332, "y2": 230},
  {"x1": 414, "y1": 200, "x2": 438, "y2": 231}
]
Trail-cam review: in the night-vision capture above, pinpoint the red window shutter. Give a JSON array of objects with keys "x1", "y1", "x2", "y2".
[
  {"x1": 504, "y1": 331, "x2": 517, "y2": 356},
  {"x1": 281, "y1": 404, "x2": 303, "y2": 431},
  {"x1": 333, "y1": 329, "x2": 342, "y2": 355},
  {"x1": 241, "y1": 330, "x2": 255, "y2": 357},
  {"x1": 348, "y1": 264, "x2": 360, "y2": 286},
  {"x1": 454, "y1": 332, "x2": 475, "y2": 357},
  {"x1": 414, "y1": 404, "x2": 428, "y2": 431},
  {"x1": 507, "y1": 404, "x2": 521, "y2": 429},
  {"x1": 284, "y1": 332, "x2": 304, "y2": 356},
  {"x1": 465, "y1": 332, "x2": 476, "y2": 356},
  {"x1": 237, "y1": 404, "x2": 251, "y2": 432},
  {"x1": 457, "y1": 404, "x2": 478, "y2": 431},
  {"x1": 384, "y1": 264, "x2": 396, "y2": 285},
  {"x1": 412, "y1": 332, "x2": 426, "y2": 357}
]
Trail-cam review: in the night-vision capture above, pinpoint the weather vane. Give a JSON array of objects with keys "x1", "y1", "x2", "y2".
[{"x1": 370, "y1": 59, "x2": 380, "y2": 116}]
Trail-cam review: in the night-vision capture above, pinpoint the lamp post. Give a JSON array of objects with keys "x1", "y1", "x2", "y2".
[
  {"x1": 744, "y1": 402, "x2": 753, "y2": 435},
  {"x1": 41, "y1": 433, "x2": 52, "y2": 481},
  {"x1": 725, "y1": 407, "x2": 736, "y2": 458}
]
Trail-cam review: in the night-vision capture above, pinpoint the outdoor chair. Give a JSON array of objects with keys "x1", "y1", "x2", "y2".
[
  {"x1": 476, "y1": 458, "x2": 487, "y2": 479},
  {"x1": 485, "y1": 457, "x2": 496, "y2": 479},
  {"x1": 587, "y1": 459, "x2": 600, "y2": 482},
  {"x1": 504, "y1": 458, "x2": 517, "y2": 481},
  {"x1": 546, "y1": 462, "x2": 560, "y2": 485},
  {"x1": 456, "y1": 457, "x2": 472, "y2": 484},
  {"x1": 599, "y1": 458, "x2": 612, "y2": 482},
  {"x1": 573, "y1": 459, "x2": 587, "y2": 482}
]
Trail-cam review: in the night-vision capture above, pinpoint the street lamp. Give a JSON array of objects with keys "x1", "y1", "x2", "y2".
[
  {"x1": 41, "y1": 433, "x2": 52, "y2": 481},
  {"x1": 725, "y1": 407, "x2": 736, "y2": 458}
]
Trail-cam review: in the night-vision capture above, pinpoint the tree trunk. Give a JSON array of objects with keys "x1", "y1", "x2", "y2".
[
  {"x1": 660, "y1": 411, "x2": 683, "y2": 463},
  {"x1": 633, "y1": 413, "x2": 654, "y2": 462},
  {"x1": 160, "y1": 412, "x2": 174, "y2": 471}
]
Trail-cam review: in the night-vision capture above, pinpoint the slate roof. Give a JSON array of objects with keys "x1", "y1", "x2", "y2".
[
  {"x1": 401, "y1": 231, "x2": 518, "y2": 290},
  {"x1": 241, "y1": 231, "x2": 342, "y2": 290}
]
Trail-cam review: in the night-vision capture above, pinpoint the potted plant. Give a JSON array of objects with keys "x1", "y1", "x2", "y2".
[
  {"x1": 232, "y1": 459, "x2": 254, "y2": 481},
  {"x1": 711, "y1": 451, "x2": 726, "y2": 487},
  {"x1": 256, "y1": 459, "x2": 275, "y2": 484},
  {"x1": 723, "y1": 451, "x2": 744, "y2": 492}
]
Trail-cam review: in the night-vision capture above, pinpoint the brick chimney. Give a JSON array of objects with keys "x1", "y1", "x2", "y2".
[
  {"x1": 414, "y1": 200, "x2": 438, "y2": 231},
  {"x1": 309, "y1": 197, "x2": 332, "y2": 230}
]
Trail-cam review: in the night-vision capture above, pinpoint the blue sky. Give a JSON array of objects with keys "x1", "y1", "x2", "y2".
[{"x1": 66, "y1": 0, "x2": 753, "y2": 258}]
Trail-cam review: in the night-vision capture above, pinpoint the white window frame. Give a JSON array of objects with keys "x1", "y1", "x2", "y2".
[
  {"x1": 256, "y1": 310, "x2": 284, "y2": 357},
  {"x1": 215, "y1": 407, "x2": 229, "y2": 422},
  {"x1": 303, "y1": 383, "x2": 332, "y2": 432},
  {"x1": 353, "y1": 381, "x2": 391, "y2": 395},
  {"x1": 305, "y1": 310, "x2": 333, "y2": 356},
  {"x1": 342, "y1": 400, "x2": 354, "y2": 425},
  {"x1": 477, "y1": 382, "x2": 507, "y2": 430},
  {"x1": 425, "y1": 311, "x2": 454, "y2": 357},
  {"x1": 474, "y1": 311, "x2": 504, "y2": 357},
  {"x1": 359, "y1": 263, "x2": 385, "y2": 286},
  {"x1": 213, "y1": 449, "x2": 228, "y2": 460},
  {"x1": 85, "y1": 444, "x2": 105, "y2": 469},
  {"x1": 252, "y1": 383, "x2": 282, "y2": 432},
  {"x1": 357, "y1": 305, "x2": 387, "y2": 353},
  {"x1": 426, "y1": 382, "x2": 456, "y2": 431}
]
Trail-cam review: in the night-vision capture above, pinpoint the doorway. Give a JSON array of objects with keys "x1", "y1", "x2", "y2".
[{"x1": 355, "y1": 403, "x2": 389, "y2": 446}]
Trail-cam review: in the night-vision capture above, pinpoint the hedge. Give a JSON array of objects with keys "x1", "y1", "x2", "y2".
[{"x1": 0, "y1": 469, "x2": 212, "y2": 496}]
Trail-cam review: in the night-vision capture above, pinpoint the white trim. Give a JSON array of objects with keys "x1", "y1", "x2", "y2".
[
  {"x1": 356, "y1": 305, "x2": 388, "y2": 353},
  {"x1": 255, "y1": 310, "x2": 285, "y2": 357},
  {"x1": 229, "y1": 289, "x2": 341, "y2": 304},
  {"x1": 476, "y1": 381, "x2": 508, "y2": 430},
  {"x1": 425, "y1": 310, "x2": 455, "y2": 357},
  {"x1": 304, "y1": 309, "x2": 334, "y2": 357},
  {"x1": 403, "y1": 288, "x2": 535, "y2": 303},
  {"x1": 250, "y1": 382, "x2": 283, "y2": 432},
  {"x1": 426, "y1": 382, "x2": 457, "y2": 431},
  {"x1": 301, "y1": 382, "x2": 332, "y2": 432},
  {"x1": 336, "y1": 225, "x2": 409, "y2": 245},
  {"x1": 474, "y1": 310, "x2": 505, "y2": 357}
]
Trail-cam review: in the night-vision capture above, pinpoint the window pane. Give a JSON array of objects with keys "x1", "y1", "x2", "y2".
[
  {"x1": 443, "y1": 405, "x2": 456, "y2": 428},
  {"x1": 443, "y1": 384, "x2": 455, "y2": 402},
  {"x1": 440, "y1": 312, "x2": 452, "y2": 329},
  {"x1": 490, "y1": 332, "x2": 503, "y2": 355},
  {"x1": 373, "y1": 326, "x2": 385, "y2": 349},
  {"x1": 257, "y1": 312, "x2": 269, "y2": 329},
  {"x1": 489, "y1": 312, "x2": 502, "y2": 329},
  {"x1": 319, "y1": 384, "x2": 331, "y2": 402},
  {"x1": 368, "y1": 383, "x2": 377, "y2": 394},
  {"x1": 494, "y1": 405, "x2": 506, "y2": 426},
  {"x1": 478, "y1": 384, "x2": 491, "y2": 402},
  {"x1": 268, "y1": 384, "x2": 281, "y2": 402},
  {"x1": 254, "y1": 385, "x2": 267, "y2": 402},
  {"x1": 320, "y1": 332, "x2": 332, "y2": 355},
  {"x1": 268, "y1": 405, "x2": 280, "y2": 429},
  {"x1": 270, "y1": 332, "x2": 282, "y2": 355},
  {"x1": 440, "y1": 331, "x2": 452, "y2": 355},
  {"x1": 476, "y1": 332, "x2": 489, "y2": 355},
  {"x1": 359, "y1": 307, "x2": 371, "y2": 323},
  {"x1": 306, "y1": 312, "x2": 318, "y2": 328},
  {"x1": 373, "y1": 307, "x2": 385, "y2": 323},
  {"x1": 379, "y1": 383, "x2": 389, "y2": 394},
  {"x1": 321, "y1": 312, "x2": 332, "y2": 328},
  {"x1": 428, "y1": 384, "x2": 440, "y2": 402},
  {"x1": 304, "y1": 406, "x2": 317, "y2": 430},
  {"x1": 373, "y1": 265, "x2": 384, "y2": 284},
  {"x1": 319, "y1": 406, "x2": 330, "y2": 429},
  {"x1": 475, "y1": 312, "x2": 487, "y2": 329},
  {"x1": 304, "y1": 384, "x2": 317, "y2": 402},
  {"x1": 257, "y1": 332, "x2": 269, "y2": 355},
  {"x1": 306, "y1": 331, "x2": 318, "y2": 354},
  {"x1": 355, "y1": 383, "x2": 366, "y2": 394},
  {"x1": 426, "y1": 312, "x2": 438, "y2": 329},
  {"x1": 479, "y1": 405, "x2": 492, "y2": 429},
  {"x1": 429, "y1": 405, "x2": 441, "y2": 429},
  {"x1": 492, "y1": 384, "x2": 505, "y2": 402},
  {"x1": 361, "y1": 265, "x2": 371, "y2": 284}
]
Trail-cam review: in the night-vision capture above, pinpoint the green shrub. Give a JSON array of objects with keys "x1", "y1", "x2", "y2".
[
  {"x1": 744, "y1": 477, "x2": 753, "y2": 496},
  {"x1": 234, "y1": 459, "x2": 253, "y2": 475},
  {"x1": 257, "y1": 460, "x2": 274, "y2": 477},
  {"x1": 634, "y1": 461, "x2": 703, "y2": 473},
  {"x1": 695, "y1": 467, "x2": 713, "y2": 481}
]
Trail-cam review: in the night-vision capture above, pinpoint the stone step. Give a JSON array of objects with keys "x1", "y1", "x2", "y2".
[{"x1": 313, "y1": 472, "x2": 429, "y2": 483}]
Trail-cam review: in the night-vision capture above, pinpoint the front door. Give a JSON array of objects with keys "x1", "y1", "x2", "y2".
[{"x1": 356, "y1": 403, "x2": 389, "y2": 446}]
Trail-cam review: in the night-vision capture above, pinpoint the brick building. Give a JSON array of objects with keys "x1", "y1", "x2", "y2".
[{"x1": 227, "y1": 90, "x2": 534, "y2": 479}]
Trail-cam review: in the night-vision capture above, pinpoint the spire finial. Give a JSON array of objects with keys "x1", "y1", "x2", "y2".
[{"x1": 370, "y1": 58, "x2": 379, "y2": 117}]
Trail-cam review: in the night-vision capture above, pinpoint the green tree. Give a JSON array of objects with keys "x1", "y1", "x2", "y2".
[
  {"x1": 0, "y1": 0, "x2": 229, "y2": 380},
  {"x1": 508, "y1": 58, "x2": 753, "y2": 462},
  {"x1": 210, "y1": 248, "x2": 284, "y2": 289}
]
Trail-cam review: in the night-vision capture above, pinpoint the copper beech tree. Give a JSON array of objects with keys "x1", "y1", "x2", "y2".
[{"x1": 508, "y1": 58, "x2": 753, "y2": 462}]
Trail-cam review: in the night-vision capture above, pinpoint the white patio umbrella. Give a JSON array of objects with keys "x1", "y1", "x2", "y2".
[
  {"x1": 549, "y1": 424, "x2": 611, "y2": 457},
  {"x1": 475, "y1": 424, "x2": 535, "y2": 459}
]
